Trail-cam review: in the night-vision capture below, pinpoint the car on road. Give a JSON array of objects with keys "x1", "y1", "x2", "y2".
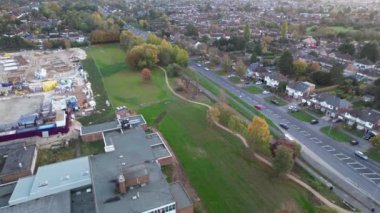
[
  {"x1": 279, "y1": 123, "x2": 289, "y2": 130},
  {"x1": 354, "y1": 150, "x2": 368, "y2": 160},
  {"x1": 270, "y1": 99, "x2": 280, "y2": 105},
  {"x1": 255, "y1": 81, "x2": 262, "y2": 85},
  {"x1": 205, "y1": 67, "x2": 210, "y2": 71},
  {"x1": 255, "y1": 105, "x2": 263, "y2": 110},
  {"x1": 310, "y1": 119, "x2": 319, "y2": 125},
  {"x1": 262, "y1": 90, "x2": 270, "y2": 95},
  {"x1": 196, "y1": 63, "x2": 201, "y2": 67},
  {"x1": 350, "y1": 140, "x2": 359, "y2": 146}
]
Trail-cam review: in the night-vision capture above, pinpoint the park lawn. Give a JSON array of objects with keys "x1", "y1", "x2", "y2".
[
  {"x1": 140, "y1": 101, "x2": 315, "y2": 212},
  {"x1": 265, "y1": 96, "x2": 288, "y2": 106},
  {"x1": 244, "y1": 85, "x2": 263, "y2": 94},
  {"x1": 320, "y1": 127, "x2": 353, "y2": 143},
  {"x1": 289, "y1": 111, "x2": 316, "y2": 122},
  {"x1": 86, "y1": 44, "x2": 173, "y2": 109},
  {"x1": 86, "y1": 44, "x2": 322, "y2": 212}
]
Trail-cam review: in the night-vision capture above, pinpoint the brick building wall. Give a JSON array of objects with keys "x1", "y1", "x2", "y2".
[{"x1": 81, "y1": 132, "x2": 103, "y2": 142}]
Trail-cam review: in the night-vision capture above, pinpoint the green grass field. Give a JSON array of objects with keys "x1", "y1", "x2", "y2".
[
  {"x1": 366, "y1": 148, "x2": 380, "y2": 164},
  {"x1": 289, "y1": 111, "x2": 316, "y2": 122},
  {"x1": 320, "y1": 127, "x2": 352, "y2": 143},
  {"x1": 84, "y1": 44, "x2": 331, "y2": 212},
  {"x1": 244, "y1": 85, "x2": 263, "y2": 94}
]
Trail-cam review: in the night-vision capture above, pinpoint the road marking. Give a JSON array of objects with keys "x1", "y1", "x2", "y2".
[
  {"x1": 322, "y1": 145, "x2": 336, "y2": 152},
  {"x1": 291, "y1": 124, "x2": 298, "y2": 128},
  {"x1": 334, "y1": 153, "x2": 350, "y2": 160},
  {"x1": 310, "y1": 137, "x2": 322, "y2": 144},
  {"x1": 347, "y1": 162, "x2": 366, "y2": 170}
]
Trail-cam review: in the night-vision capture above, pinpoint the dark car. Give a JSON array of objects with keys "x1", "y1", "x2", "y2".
[
  {"x1": 279, "y1": 123, "x2": 289, "y2": 130},
  {"x1": 363, "y1": 132, "x2": 375, "y2": 141},
  {"x1": 350, "y1": 140, "x2": 359, "y2": 146},
  {"x1": 310, "y1": 119, "x2": 319, "y2": 125},
  {"x1": 271, "y1": 100, "x2": 280, "y2": 105}
]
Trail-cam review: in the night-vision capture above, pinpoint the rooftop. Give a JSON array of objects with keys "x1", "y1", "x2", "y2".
[
  {"x1": 9, "y1": 156, "x2": 91, "y2": 205},
  {"x1": 80, "y1": 121, "x2": 120, "y2": 135},
  {"x1": 169, "y1": 182, "x2": 193, "y2": 210},
  {"x1": 90, "y1": 127, "x2": 176, "y2": 213},
  {"x1": 0, "y1": 143, "x2": 37, "y2": 180}
]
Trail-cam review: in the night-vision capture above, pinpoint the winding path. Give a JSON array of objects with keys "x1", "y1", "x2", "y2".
[{"x1": 158, "y1": 66, "x2": 350, "y2": 213}]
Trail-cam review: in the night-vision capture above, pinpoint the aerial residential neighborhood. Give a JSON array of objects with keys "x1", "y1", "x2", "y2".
[{"x1": 0, "y1": 0, "x2": 380, "y2": 212}]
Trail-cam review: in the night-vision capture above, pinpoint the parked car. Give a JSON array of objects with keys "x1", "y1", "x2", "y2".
[
  {"x1": 279, "y1": 123, "x2": 289, "y2": 130},
  {"x1": 205, "y1": 68, "x2": 210, "y2": 71},
  {"x1": 255, "y1": 105, "x2": 263, "y2": 110},
  {"x1": 262, "y1": 90, "x2": 270, "y2": 95},
  {"x1": 350, "y1": 140, "x2": 359, "y2": 146},
  {"x1": 288, "y1": 105, "x2": 299, "y2": 112},
  {"x1": 310, "y1": 119, "x2": 319, "y2": 125},
  {"x1": 354, "y1": 150, "x2": 368, "y2": 160},
  {"x1": 255, "y1": 81, "x2": 262, "y2": 85},
  {"x1": 271, "y1": 99, "x2": 280, "y2": 105},
  {"x1": 197, "y1": 63, "x2": 201, "y2": 67},
  {"x1": 363, "y1": 132, "x2": 375, "y2": 141},
  {"x1": 332, "y1": 118, "x2": 342, "y2": 123}
]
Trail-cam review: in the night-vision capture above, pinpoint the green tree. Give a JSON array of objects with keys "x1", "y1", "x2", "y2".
[
  {"x1": 175, "y1": 47, "x2": 189, "y2": 67},
  {"x1": 329, "y1": 64, "x2": 344, "y2": 84},
  {"x1": 185, "y1": 24, "x2": 198, "y2": 37},
  {"x1": 280, "y1": 21, "x2": 288, "y2": 39},
  {"x1": 166, "y1": 63, "x2": 183, "y2": 77},
  {"x1": 147, "y1": 33, "x2": 162, "y2": 45},
  {"x1": 338, "y1": 42, "x2": 355, "y2": 56},
  {"x1": 120, "y1": 30, "x2": 144, "y2": 50},
  {"x1": 250, "y1": 53, "x2": 258, "y2": 63},
  {"x1": 243, "y1": 24, "x2": 250, "y2": 42},
  {"x1": 360, "y1": 43, "x2": 379, "y2": 63},
  {"x1": 278, "y1": 50, "x2": 294, "y2": 76},
  {"x1": 221, "y1": 54, "x2": 232, "y2": 72},
  {"x1": 247, "y1": 116, "x2": 271, "y2": 150},
  {"x1": 141, "y1": 68, "x2": 152, "y2": 81},
  {"x1": 273, "y1": 145, "x2": 294, "y2": 177},
  {"x1": 293, "y1": 59, "x2": 308, "y2": 77},
  {"x1": 235, "y1": 59, "x2": 247, "y2": 77},
  {"x1": 126, "y1": 44, "x2": 159, "y2": 69}
]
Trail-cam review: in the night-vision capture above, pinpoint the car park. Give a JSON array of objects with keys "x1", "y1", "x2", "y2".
[
  {"x1": 310, "y1": 119, "x2": 319, "y2": 125},
  {"x1": 354, "y1": 150, "x2": 368, "y2": 160},
  {"x1": 279, "y1": 123, "x2": 289, "y2": 130}
]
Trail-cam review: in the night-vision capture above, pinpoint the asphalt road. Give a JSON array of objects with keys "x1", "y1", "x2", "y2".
[{"x1": 189, "y1": 61, "x2": 380, "y2": 204}]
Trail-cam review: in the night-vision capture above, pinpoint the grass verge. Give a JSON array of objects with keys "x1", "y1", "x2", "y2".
[
  {"x1": 244, "y1": 85, "x2": 263, "y2": 94},
  {"x1": 320, "y1": 127, "x2": 352, "y2": 143},
  {"x1": 289, "y1": 111, "x2": 316, "y2": 122}
]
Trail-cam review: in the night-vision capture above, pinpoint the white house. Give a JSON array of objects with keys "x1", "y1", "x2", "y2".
[
  {"x1": 344, "y1": 109, "x2": 380, "y2": 131},
  {"x1": 286, "y1": 81, "x2": 315, "y2": 99},
  {"x1": 264, "y1": 72, "x2": 287, "y2": 88},
  {"x1": 354, "y1": 58, "x2": 375, "y2": 70}
]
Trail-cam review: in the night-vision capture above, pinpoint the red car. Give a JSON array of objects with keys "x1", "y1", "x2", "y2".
[{"x1": 255, "y1": 105, "x2": 263, "y2": 110}]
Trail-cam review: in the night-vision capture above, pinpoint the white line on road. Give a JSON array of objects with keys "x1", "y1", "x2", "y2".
[
  {"x1": 347, "y1": 162, "x2": 366, "y2": 170},
  {"x1": 321, "y1": 145, "x2": 336, "y2": 152},
  {"x1": 334, "y1": 153, "x2": 350, "y2": 160}
]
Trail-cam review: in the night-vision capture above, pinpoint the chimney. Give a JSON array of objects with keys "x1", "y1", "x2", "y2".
[{"x1": 118, "y1": 174, "x2": 126, "y2": 194}]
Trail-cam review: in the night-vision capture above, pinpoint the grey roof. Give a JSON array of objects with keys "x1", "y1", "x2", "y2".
[
  {"x1": 0, "y1": 143, "x2": 37, "y2": 180},
  {"x1": 287, "y1": 81, "x2": 313, "y2": 93},
  {"x1": 0, "y1": 183, "x2": 16, "y2": 207},
  {"x1": 355, "y1": 58, "x2": 374, "y2": 65},
  {"x1": 266, "y1": 72, "x2": 287, "y2": 82},
  {"x1": 90, "y1": 127, "x2": 176, "y2": 213},
  {"x1": 9, "y1": 156, "x2": 91, "y2": 205},
  {"x1": 2, "y1": 191, "x2": 70, "y2": 213},
  {"x1": 151, "y1": 144, "x2": 171, "y2": 159},
  {"x1": 169, "y1": 182, "x2": 192, "y2": 210},
  {"x1": 81, "y1": 121, "x2": 120, "y2": 135},
  {"x1": 348, "y1": 109, "x2": 380, "y2": 124},
  {"x1": 317, "y1": 93, "x2": 352, "y2": 109}
]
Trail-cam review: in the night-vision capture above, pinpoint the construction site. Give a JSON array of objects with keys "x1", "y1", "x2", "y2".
[{"x1": 0, "y1": 48, "x2": 95, "y2": 143}]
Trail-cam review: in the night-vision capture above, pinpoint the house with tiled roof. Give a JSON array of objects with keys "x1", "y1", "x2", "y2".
[
  {"x1": 286, "y1": 81, "x2": 315, "y2": 99},
  {"x1": 344, "y1": 108, "x2": 380, "y2": 132},
  {"x1": 309, "y1": 93, "x2": 352, "y2": 118},
  {"x1": 264, "y1": 72, "x2": 287, "y2": 88}
]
